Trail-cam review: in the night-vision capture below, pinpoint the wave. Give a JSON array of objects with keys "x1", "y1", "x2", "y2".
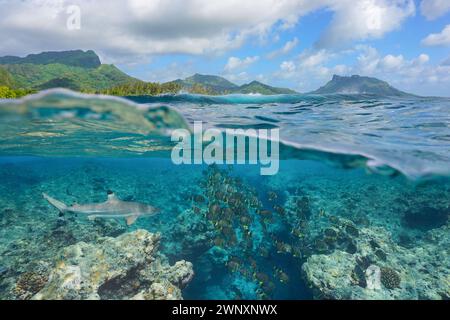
[
  {"x1": 0, "y1": 89, "x2": 449, "y2": 179},
  {"x1": 125, "y1": 92, "x2": 428, "y2": 105}
]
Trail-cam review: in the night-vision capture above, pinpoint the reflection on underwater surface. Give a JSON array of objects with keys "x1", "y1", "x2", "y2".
[
  {"x1": 0, "y1": 90, "x2": 449, "y2": 300},
  {"x1": 0, "y1": 157, "x2": 448, "y2": 300}
]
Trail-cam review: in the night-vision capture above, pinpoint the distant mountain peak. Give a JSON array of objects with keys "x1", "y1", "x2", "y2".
[
  {"x1": 0, "y1": 50, "x2": 297, "y2": 95},
  {"x1": 0, "y1": 50, "x2": 101, "y2": 68},
  {"x1": 237, "y1": 79, "x2": 296, "y2": 95},
  {"x1": 165, "y1": 74, "x2": 296, "y2": 95},
  {"x1": 312, "y1": 74, "x2": 414, "y2": 97},
  {"x1": 185, "y1": 74, "x2": 238, "y2": 89},
  {"x1": 0, "y1": 50, "x2": 136, "y2": 91},
  {"x1": 332, "y1": 74, "x2": 368, "y2": 80}
]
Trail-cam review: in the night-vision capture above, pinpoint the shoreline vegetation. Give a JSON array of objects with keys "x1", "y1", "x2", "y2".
[
  {"x1": 0, "y1": 86, "x2": 36, "y2": 98},
  {"x1": 88, "y1": 81, "x2": 214, "y2": 96},
  {"x1": 0, "y1": 81, "x2": 215, "y2": 99},
  {"x1": 0, "y1": 81, "x2": 213, "y2": 99},
  {"x1": 0, "y1": 80, "x2": 215, "y2": 99}
]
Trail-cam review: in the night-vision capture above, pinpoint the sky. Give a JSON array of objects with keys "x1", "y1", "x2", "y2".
[{"x1": 0, "y1": 0, "x2": 449, "y2": 96}]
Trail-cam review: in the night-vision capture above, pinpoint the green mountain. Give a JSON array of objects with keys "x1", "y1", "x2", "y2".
[
  {"x1": 0, "y1": 66, "x2": 15, "y2": 87},
  {"x1": 170, "y1": 73, "x2": 239, "y2": 94},
  {"x1": 0, "y1": 50, "x2": 137, "y2": 91},
  {"x1": 0, "y1": 50, "x2": 101, "y2": 68},
  {"x1": 238, "y1": 80, "x2": 297, "y2": 94},
  {"x1": 35, "y1": 77, "x2": 82, "y2": 91},
  {"x1": 311, "y1": 75, "x2": 413, "y2": 97},
  {"x1": 169, "y1": 74, "x2": 296, "y2": 95},
  {"x1": 1, "y1": 51, "x2": 296, "y2": 96}
]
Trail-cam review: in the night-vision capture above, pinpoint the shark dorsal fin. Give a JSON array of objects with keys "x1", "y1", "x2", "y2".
[{"x1": 107, "y1": 190, "x2": 119, "y2": 202}]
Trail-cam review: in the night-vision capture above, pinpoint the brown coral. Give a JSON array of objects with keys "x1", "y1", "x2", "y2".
[
  {"x1": 14, "y1": 271, "x2": 49, "y2": 300},
  {"x1": 380, "y1": 267, "x2": 401, "y2": 289}
]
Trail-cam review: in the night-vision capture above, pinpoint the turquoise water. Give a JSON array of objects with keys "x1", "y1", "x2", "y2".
[{"x1": 0, "y1": 90, "x2": 449, "y2": 300}]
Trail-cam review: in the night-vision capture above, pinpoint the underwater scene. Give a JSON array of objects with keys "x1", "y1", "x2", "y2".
[{"x1": 0, "y1": 90, "x2": 449, "y2": 300}]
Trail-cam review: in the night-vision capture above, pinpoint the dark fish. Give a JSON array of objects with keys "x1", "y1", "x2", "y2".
[{"x1": 0, "y1": 266, "x2": 8, "y2": 276}]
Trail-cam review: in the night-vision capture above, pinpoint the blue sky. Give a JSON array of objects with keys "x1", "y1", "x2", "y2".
[{"x1": 1, "y1": 0, "x2": 449, "y2": 95}]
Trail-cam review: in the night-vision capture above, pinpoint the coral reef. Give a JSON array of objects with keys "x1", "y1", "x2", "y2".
[
  {"x1": 0, "y1": 158, "x2": 449, "y2": 300},
  {"x1": 380, "y1": 267, "x2": 401, "y2": 289},
  {"x1": 165, "y1": 208, "x2": 216, "y2": 258},
  {"x1": 14, "y1": 265, "x2": 49, "y2": 299},
  {"x1": 302, "y1": 224, "x2": 449, "y2": 300},
  {"x1": 33, "y1": 230, "x2": 193, "y2": 300}
]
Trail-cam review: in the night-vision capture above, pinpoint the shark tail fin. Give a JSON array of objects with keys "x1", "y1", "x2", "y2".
[{"x1": 43, "y1": 193, "x2": 68, "y2": 212}]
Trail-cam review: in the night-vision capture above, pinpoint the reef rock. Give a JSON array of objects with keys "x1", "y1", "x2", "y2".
[
  {"x1": 302, "y1": 224, "x2": 449, "y2": 300},
  {"x1": 33, "y1": 229, "x2": 194, "y2": 300},
  {"x1": 166, "y1": 208, "x2": 216, "y2": 258}
]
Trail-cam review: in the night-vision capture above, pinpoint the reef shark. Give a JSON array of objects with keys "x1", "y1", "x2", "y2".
[{"x1": 43, "y1": 191, "x2": 159, "y2": 225}]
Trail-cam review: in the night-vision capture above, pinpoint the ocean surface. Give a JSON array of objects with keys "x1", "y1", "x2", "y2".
[{"x1": 0, "y1": 90, "x2": 449, "y2": 300}]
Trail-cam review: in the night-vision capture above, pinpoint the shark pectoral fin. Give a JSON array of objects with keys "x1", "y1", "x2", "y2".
[{"x1": 126, "y1": 215, "x2": 139, "y2": 226}]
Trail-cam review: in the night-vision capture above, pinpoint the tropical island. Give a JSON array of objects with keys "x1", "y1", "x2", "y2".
[
  {"x1": 0, "y1": 50, "x2": 295, "y2": 98},
  {"x1": 311, "y1": 74, "x2": 414, "y2": 97},
  {"x1": 0, "y1": 50, "x2": 413, "y2": 98}
]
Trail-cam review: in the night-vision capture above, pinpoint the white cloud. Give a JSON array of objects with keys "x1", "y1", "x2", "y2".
[
  {"x1": 416, "y1": 53, "x2": 430, "y2": 64},
  {"x1": 144, "y1": 61, "x2": 195, "y2": 83},
  {"x1": 267, "y1": 37, "x2": 299, "y2": 58},
  {"x1": 332, "y1": 64, "x2": 350, "y2": 75},
  {"x1": 298, "y1": 49, "x2": 333, "y2": 68},
  {"x1": 354, "y1": 46, "x2": 432, "y2": 78},
  {"x1": 420, "y1": 0, "x2": 450, "y2": 20},
  {"x1": 273, "y1": 49, "x2": 337, "y2": 88},
  {"x1": 317, "y1": 0, "x2": 415, "y2": 48},
  {"x1": 347, "y1": 47, "x2": 450, "y2": 95},
  {"x1": 0, "y1": 0, "x2": 417, "y2": 61},
  {"x1": 272, "y1": 45, "x2": 450, "y2": 95},
  {"x1": 224, "y1": 72, "x2": 251, "y2": 84},
  {"x1": 379, "y1": 54, "x2": 405, "y2": 70},
  {"x1": 422, "y1": 24, "x2": 450, "y2": 46},
  {"x1": 0, "y1": 0, "x2": 327, "y2": 60},
  {"x1": 224, "y1": 56, "x2": 259, "y2": 71},
  {"x1": 280, "y1": 61, "x2": 296, "y2": 72},
  {"x1": 442, "y1": 56, "x2": 450, "y2": 65}
]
